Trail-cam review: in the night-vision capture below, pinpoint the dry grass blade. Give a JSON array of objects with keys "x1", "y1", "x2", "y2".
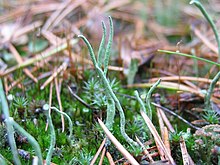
[
  {"x1": 140, "y1": 111, "x2": 176, "y2": 165},
  {"x1": 0, "y1": 39, "x2": 77, "y2": 77},
  {"x1": 40, "y1": 60, "x2": 68, "y2": 90},
  {"x1": 163, "y1": 127, "x2": 171, "y2": 156},
  {"x1": 135, "y1": 136, "x2": 154, "y2": 163},
  {"x1": 90, "y1": 138, "x2": 106, "y2": 165},
  {"x1": 8, "y1": 43, "x2": 38, "y2": 83},
  {"x1": 128, "y1": 81, "x2": 220, "y2": 104},
  {"x1": 157, "y1": 106, "x2": 165, "y2": 136},
  {"x1": 0, "y1": 3, "x2": 60, "y2": 23},
  {"x1": 97, "y1": 118, "x2": 139, "y2": 165},
  {"x1": 51, "y1": 0, "x2": 86, "y2": 29},
  {"x1": 149, "y1": 76, "x2": 220, "y2": 86},
  {"x1": 45, "y1": 82, "x2": 53, "y2": 131},
  {"x1": 179, "y1": 136, "x2": 192, "y2": 165},
  {"x1": 43, "y1": 0, "x2": 72, "y2": 30},
  {"x1": 98, "y1": 147, "x2": 106, "y2": 165},
  {"x1": 106, "y1": 151, "x2": 115, "y2": 165},
  {"x1": 54, "y1": 77, "x2": 65, "y2": 132},
  {"x1": 193, "y1": 27, "x2": 218, "y2": 54},
  {"x1": 156, "y1": 103, "x2": 174, "y2": 133}
]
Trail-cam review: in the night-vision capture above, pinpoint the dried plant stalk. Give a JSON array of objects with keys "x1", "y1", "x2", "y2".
[
  {"x1": 98, "y1": 118, "x2": 139, "y2": 165},
  {"x1": 90, "y1": 138, "x2": 106, "y2": 165}
]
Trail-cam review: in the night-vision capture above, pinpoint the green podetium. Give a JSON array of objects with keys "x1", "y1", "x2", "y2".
[{"x1": 78, "y1": 16, "x2": 138, "y2": 146}]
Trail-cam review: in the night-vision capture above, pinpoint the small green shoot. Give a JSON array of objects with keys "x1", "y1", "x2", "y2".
[{"x1": 78, "y1": 16, "x2": 138, "y2": 146}]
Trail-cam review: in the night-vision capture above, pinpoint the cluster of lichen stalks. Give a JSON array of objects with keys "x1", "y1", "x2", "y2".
[
  {"x1": 0, "y1": 79, "x2": 73, "y2": 165},
  {"x1": 0, "y1": 0, "x2": 220, "y2": 164}
]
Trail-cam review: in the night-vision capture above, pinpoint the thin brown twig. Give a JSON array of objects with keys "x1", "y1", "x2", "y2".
[
  {"x1": 163, "y1": 127, "x2": 171, "y2": 156},
  {"x1": 90, "y1": 138, "x2": 106, "y2": 165},
  {"x1": 40, "y1": 60, "x2": 68, "y2": 90},
  {"x1": 149, "y1": 76, "x2": 220, "y2": 86},
  {"x1": 106, "y1": 151, "x2": 115, "y2": 165},
  {"x1": 45, "y1": 82, "x2": 53, "y2": 131},
  {"x1": 8, "y1": 43, "x2": 38, "y2": 83},
  {"x1": 43, "y1": 0, "x2": 72, "y2": 30},
  {"x1": 54, "y1": 77, "x2": 65, "y2": 132},
  {"x1": 151, "y1": 102, "x2": 200, "y2": 130},
  {"x1": 97, "y1": 118, "x2": 139, "y2": 165},
  {"x1": 179, "y1": 136, "x2": 190, "y2": 165},
  {"x1": 135, "y1": 136, "x2": 154, "y2": 163},
  {"x1": 98, "y1": 147, "x2": 106, "y2": 165},
  {"x1": 140, "y1": 111, "x2": 176, "y2": 165}
]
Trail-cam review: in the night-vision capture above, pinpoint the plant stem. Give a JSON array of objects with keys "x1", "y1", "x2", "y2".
[
  {"x1": 146, "y1": 79, "x2": 161, "y2": 120},
  {"x1": 205, "y1": 71, "x2": 220, "y2": 109},
  {"x1": 134, "y1": 90, "x2": 147, "y2": 115},
  {"x1": 97, "y1": 21, "x2": 106, "y2": 68},
  {"x1": 45, "y1": 108, "x2": 56, "y2": 165},
  {"x1": 9, "y1": 118, "x2": 43, "y2": 165},
  {"x1": 190, "y1": 0, "x2": 220, "y2": 62},
  {"x1": 105, "y1": 96, "x2": 115, "y2": 131},
  {"x1": 0, "y1": 153, "x2": 7, "y2": 165},
  {"x1": 96, "y1": 67, "x2": 138, "y2": 146},
  {"x1": 78, "y1": 17, "x2": 138, "y2": 146},
  {"x1": 50, "y1": 106, "x2": 73, "y2": 144},
  {"x1": 190, "y1": 0, "x2": 220, "y2": 108},
  {"x1": 104, "y1": 16, "x2": 113, "y2": 76},
  {"x1": 158, "y1": 50, "x2": 220, "y2": 67},
  {"x1": 0, "y1": 79, "x2": 21, "y2": 165}
]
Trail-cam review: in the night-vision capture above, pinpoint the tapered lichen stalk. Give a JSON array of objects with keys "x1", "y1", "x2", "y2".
[
  {"x1": 9, "y1": 118, "x2": 43, "y2": 165},
  {"x1": 190, "y1": 0, "x2": 220, "y2": 108},
  {"x1": 78, "y1": 16, "x2": 138, "y2": 146},
  {"x1": 105, "y1": 97, "x2": 115, "y2": 131},
  {"x1": 0, "y1": 153, "x2": 7, "y2": 165},
  {"x1": 50, "y1": 106, "x2": 73, "y2": 144},
  {"x1": 205, "y1": 71, "x2": 220, "y2": 109},
  {"x1": 190, "y1": 0, "x2": 220, "y2": 62},
  {"x1": 43, "y1": 104, "x2": 56, "y2": 165},
  {"x1": 103, "y1": 16, "x2": 113, "y2": 76},
  {"x1": 134, "y1": 90, "x2": 147, "y2": 115},
  {"x1": 97, "y1": 21, "x2": 107, "y2": 68},
  {"x1": 146, "y1": 79, "x2": 161, "y2": 120},
  {"x1": 0, "y1": 79, "x2": 21, "y2": 165}
]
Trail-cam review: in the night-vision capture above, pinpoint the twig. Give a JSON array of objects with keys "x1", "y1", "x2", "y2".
[
  {"x1": 154, "y1": 94, "x2": 175, "y2": 133},
  {"x1": 68, "y1": 86, "x2": 98, "y2": 111},
  {"x1": 151, "y1": 102, "x2": 200, "y2": 130}
]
